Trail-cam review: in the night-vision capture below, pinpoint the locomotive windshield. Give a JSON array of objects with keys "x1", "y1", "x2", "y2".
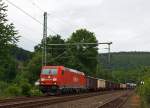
[{"x1": 42, "y1": 69, "x2": 57, "y2": 75}]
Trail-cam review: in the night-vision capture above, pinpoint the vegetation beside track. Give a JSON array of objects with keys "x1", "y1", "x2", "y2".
[{"x1": 138, "y1": 76, "x2": 150, "y2": 108}]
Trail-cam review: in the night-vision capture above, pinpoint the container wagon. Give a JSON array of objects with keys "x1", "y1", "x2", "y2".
[
  {"x1": 97, "y1": 78, "x2": 106, "y2": 90},
  {"x1": 120, "y1": 83, "x2": 127, "y2": 90},
  {"x1": 106, "y1": 80, "x2": 113, "y2": 90}
]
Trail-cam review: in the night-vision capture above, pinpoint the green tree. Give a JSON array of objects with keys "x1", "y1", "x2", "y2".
[
  {"x1": 67, "y1": 29, "x2": 98, "y2": 75},
  {"x1": 35, "y1": 35, "x2": 67, "y2": 65},
  {"x1": 0, "y1": 0, "x2": 19, "y2": 59},
  {"x1": 26, "y1": 35, "x2": 66, "y2": 83},
  {"x1": 26, "y1": 52, "x2": 42, "y2": 84},
  {"x1": 0, "y1": 0, "x2": 19, "y2": 82}
]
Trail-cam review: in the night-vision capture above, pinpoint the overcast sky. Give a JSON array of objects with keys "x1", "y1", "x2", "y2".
[{"x1": 5, "y1": 0, "x2": 150, "y2": 52}]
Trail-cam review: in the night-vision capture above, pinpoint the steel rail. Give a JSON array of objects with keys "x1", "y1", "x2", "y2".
[
  {"x1": 97, "y1": 91, "x2": 133, "y2": 108},
  {"x1": 0, "y1": 91, "x2": 118, "y2": 108}
]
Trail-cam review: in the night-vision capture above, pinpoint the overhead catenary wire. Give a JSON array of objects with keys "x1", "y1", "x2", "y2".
[
  {"x1": 5, "y1": 0, "x2": 58, "y2": 35},
  {"x1": 47, "y1": 12, "x2": 78, "y2": 28},
  {"x1": 50, "y1": 51, "x2": 67, "y2": 62},
  {"x1": 5, "y1": 0, "x2": 113, "y2": 65},
  {"x1": 47, "y1": 42, "x2": 113, "y2": 46},
  {"x1": 28, "y1": 0, "x2": 78, "y2": 32},
  {"x1": 28, "y1": 2, "x2": 113, "y2": 56},
  {"x1": 6, "y1": 0, "x2": 42, "y2": 24}
]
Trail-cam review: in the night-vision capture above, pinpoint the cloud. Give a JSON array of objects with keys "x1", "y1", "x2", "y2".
[{"x1": 6, "y1": 0, "x2": 150, "y2": 52}]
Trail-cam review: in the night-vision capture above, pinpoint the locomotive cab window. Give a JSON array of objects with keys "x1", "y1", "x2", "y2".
[{"x1": 42, "y1": 69, "x2": 57, "y2": 75}]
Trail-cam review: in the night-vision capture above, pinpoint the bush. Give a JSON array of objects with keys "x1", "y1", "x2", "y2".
[
  {"x1": 31, "y1": 87, "x2": 43, "y2": 96},
  {"x1": 142, "y1": 78, "x2": 150, "y2": 102},
  {"x1": 0, "y1": 79, "x2": 42, "y2": 98},
  {"x1": 138, "y1": 77, "x2": 150, "y2": 108},
  {"x1": 0, "y1": 81, "x2": 8, "y2": 92},
  {"x1": 20, "y1": 82, "x2": 31, "y2": 96},
  {"x1": 0, "y1": 81, "x2": 8, "y2": 97},
  {"x1": 5, "y1": 84, "x2": 21, "y2": 96},
  {"x1": 14, "y1": 73, "x2": 29, "y2": 85}
]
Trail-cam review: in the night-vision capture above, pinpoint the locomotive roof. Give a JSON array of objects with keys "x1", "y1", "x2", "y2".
[
  {"x1": 86, "y1": 76, "x2": 106, "y2": 81},
  {"x1": 65, "y1": 68, "x2": 85, "y2": 75},
  {"x1": 42, "y1": 66, "x2": 85, "y2": 75}
]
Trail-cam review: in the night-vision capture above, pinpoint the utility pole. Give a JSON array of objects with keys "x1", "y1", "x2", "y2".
[
  {"x1": 103, "y1": 42, "x2": 112, "y2": 66},
  {"x1": 108, "y1": 42, "x2": 111, "y2": 65},
  {"x1": 42, "y1": 12, "x2": 47, "y2": 66},
  {"x1": 108, "y1": 42, "x2": 112, "y2": 80},
  {"x1": 102, "y1": 42, "x2": 112, "y2": 80}
]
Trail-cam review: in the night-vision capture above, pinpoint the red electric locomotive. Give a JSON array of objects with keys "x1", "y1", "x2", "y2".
[{"x1": 39, "y1": 66, "x2": 86, "y2": 95}]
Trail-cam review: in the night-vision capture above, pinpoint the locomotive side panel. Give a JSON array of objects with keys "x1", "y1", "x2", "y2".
[{"x1": 59, "y1": 68, "x2": 86, "y2": 89}]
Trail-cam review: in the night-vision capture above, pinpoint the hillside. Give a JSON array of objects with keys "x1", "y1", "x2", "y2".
[
  {"x1": 10, "y1": 48, "x2": 150, "y2": 70},
  {"x1": 10, "y1": 47, "x2": 150, "y2": 70},
  {"x1": 100, "y1": 52, "x2": 150, "y2": 70},
  {"x1": 10, "y1": 46, "x2": 32, "y2": 62}
]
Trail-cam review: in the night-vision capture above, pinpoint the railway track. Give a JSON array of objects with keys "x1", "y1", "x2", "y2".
[
  {"x1": 0, "y1": 96, "x2": 49, "y2": 104},
  {"x1": 97, "y1": 90, "x2": 133, "y2": 108},
  {"x1": 0, "y1": 90, "x2": 132, "y2": 108}
]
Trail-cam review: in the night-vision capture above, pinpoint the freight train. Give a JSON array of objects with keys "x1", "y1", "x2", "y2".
[{"x1": 39, "y1": 66, "x2": 135, "y2": 95}]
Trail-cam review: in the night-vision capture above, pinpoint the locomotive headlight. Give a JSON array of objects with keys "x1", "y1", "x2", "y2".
[
  {"x1": 53, "y1": 78, "x2": 57, "y2": 81},
  {"x1": 41, "y1": 78, "x2": 45, "y2": 81}
]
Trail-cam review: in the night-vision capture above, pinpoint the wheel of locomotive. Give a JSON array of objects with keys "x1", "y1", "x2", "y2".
[
  {"x1": 56, "y1": 89, "x2": 62, "y2": 95},
  {"x1": 39, "y1": 86, "x2": 49, "y2": 94},
  {"x1": 47, "y1": 86, "x2": 59, "y2": 95}
]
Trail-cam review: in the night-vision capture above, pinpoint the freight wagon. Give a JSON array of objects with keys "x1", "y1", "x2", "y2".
[
  {"x1": 126, "y1": 83, "x2": 136, "y2": 89},
  {"x1": 120, "y1": 83, "x2": 127, "y2": 89},
  {"x1": 97, "y1": 79, "x2": 106, "y2": 90},
  {"x1": 86, "y1": 76, "x2": 97, "y2": 91},
  {"x1": 105, "y1": 80, "x2": 114, "y2": 90},
  {"x1": 113, "y1": 83, "x2": 120, "y2": 90}
]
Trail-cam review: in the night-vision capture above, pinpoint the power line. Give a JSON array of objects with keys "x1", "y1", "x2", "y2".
[
  {"x1": 27, "y1": 0, "x2": 77, "y2": 32},
  {"x1": 5, "y1": 0, "x2": 58, "y2": 35},
  {"x1": 25, "y1": 0, "x2": 74, "y2": 37},
  {"x1": 6, "y1": 0, "x2": 42, "y2": 24},
  {"x1": 28, "y1": 1, "x2": 63, "y2": 36},
  {"x1": 50, "y1": 51, "x2": 67, "y2": 62},
  {"x1": 47, "y1": 42, "x2": 112, "y2": 46},
  {"x1": 47, "y1": 13, "x2": 77, "y2": 28}
]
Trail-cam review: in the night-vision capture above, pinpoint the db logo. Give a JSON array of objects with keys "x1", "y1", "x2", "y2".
[{"x1": 73, "y1": 77, "x2": 78, "y2": 82}]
